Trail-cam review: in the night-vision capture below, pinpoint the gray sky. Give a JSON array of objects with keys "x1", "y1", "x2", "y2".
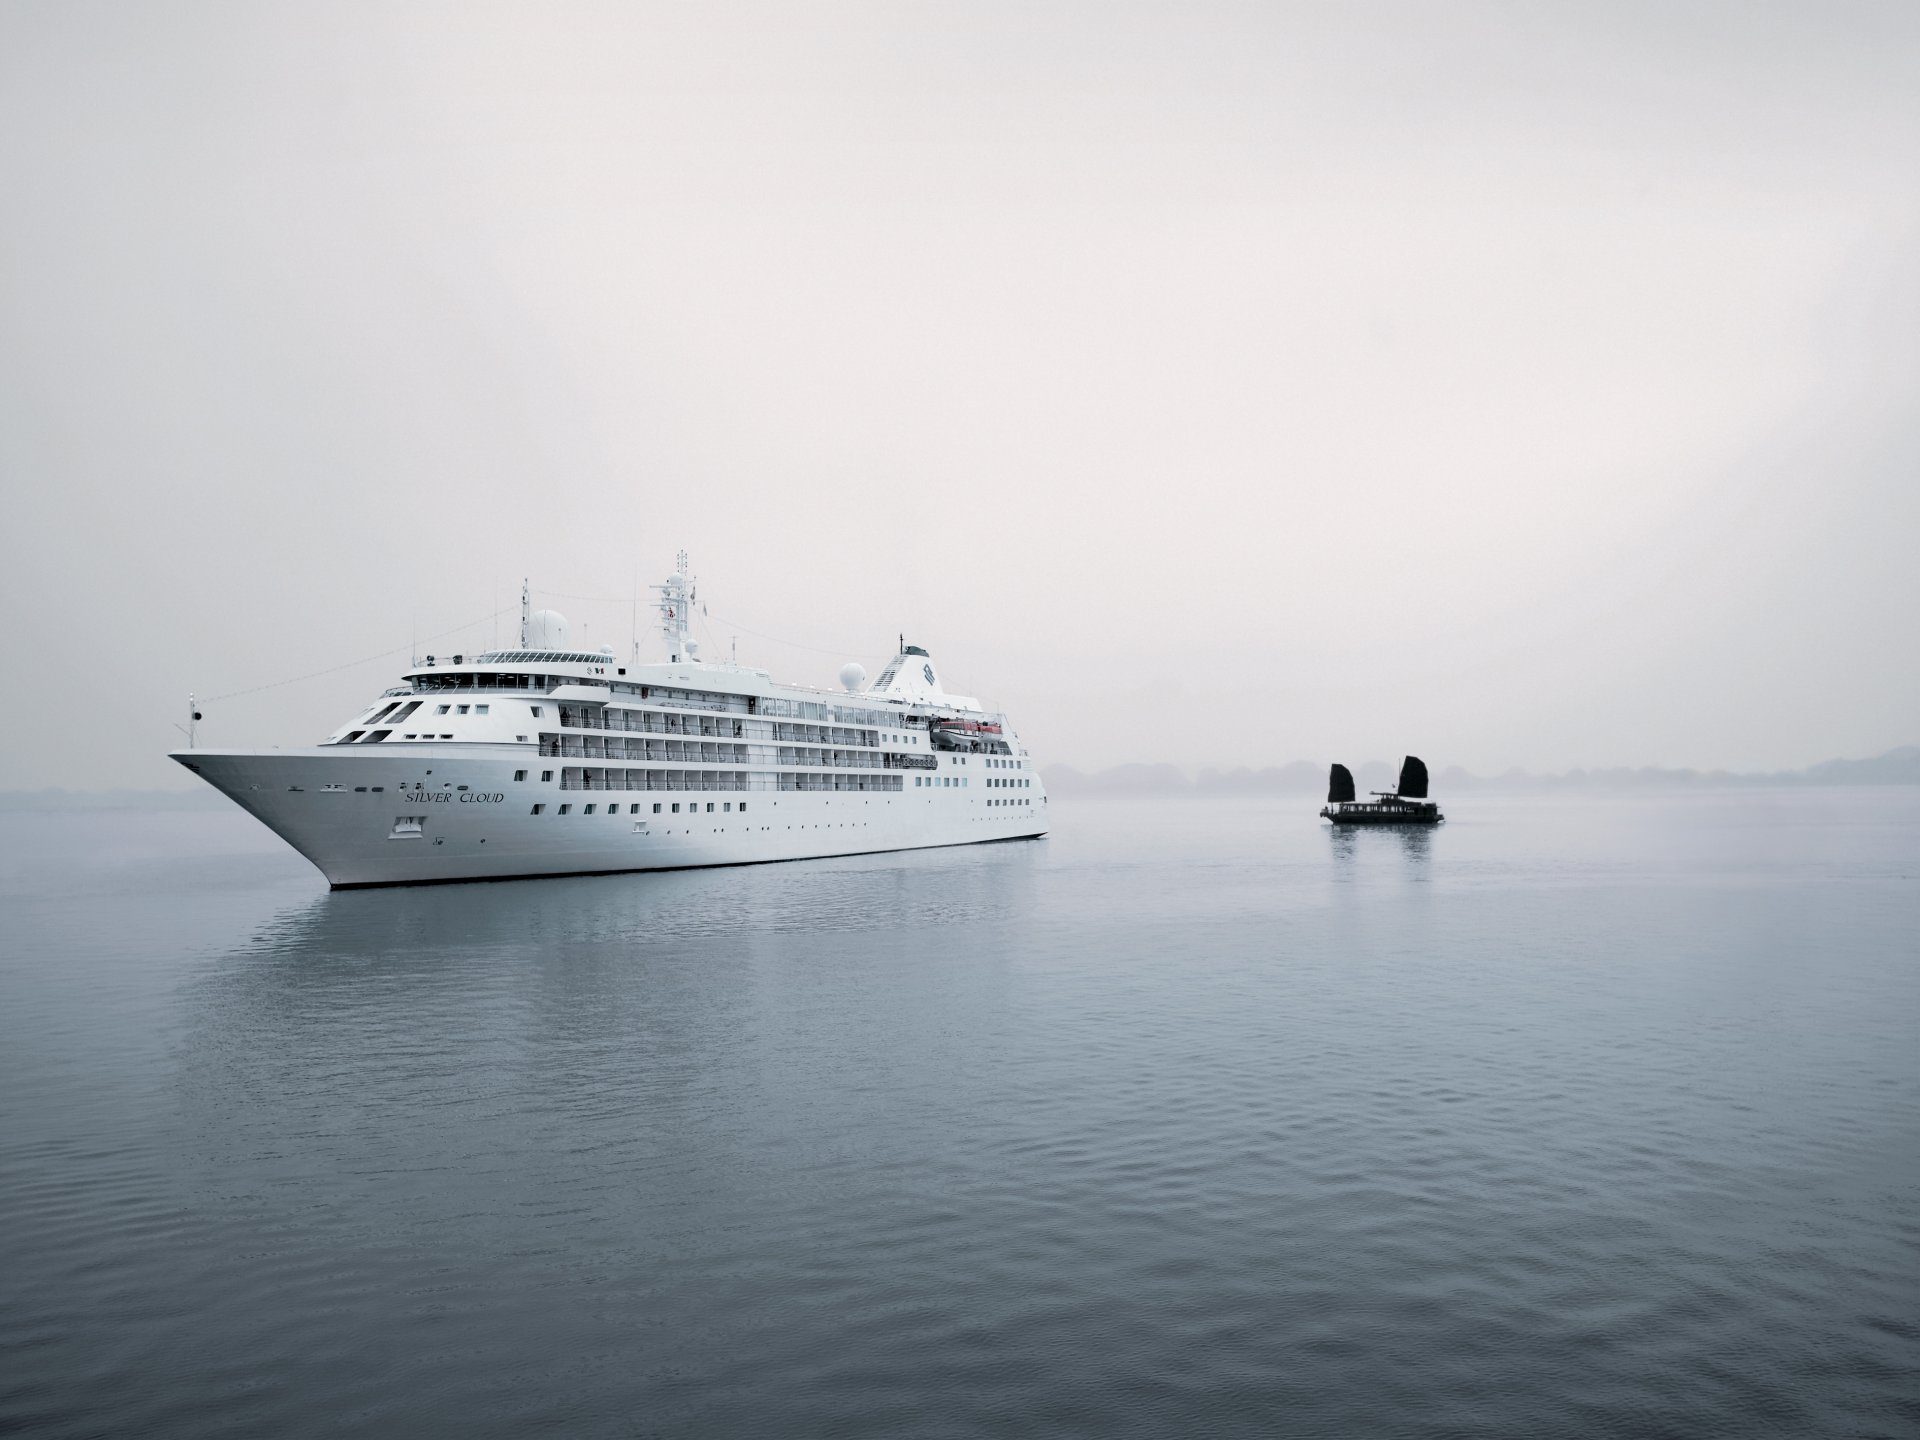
[{"x1": 4, "y1": 1, "x2": 1916, "y2": 788}]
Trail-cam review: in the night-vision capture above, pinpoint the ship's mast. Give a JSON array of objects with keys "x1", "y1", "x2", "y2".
[
  {"x1": 519, "y1": 578, "x2": 530, "y2": 648},
  {"x1": 652, "y1": 550, "x2": 699, "y2": 663}
]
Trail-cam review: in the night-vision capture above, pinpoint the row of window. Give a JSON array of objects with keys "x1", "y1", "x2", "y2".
[
  {"x1": 545, "y1": 744, "x2": 752, "y2": 768},
  {"x1": 398, "y1": 668, "x2": 958, "y2": 733},
  {"x1": 553, "y1": 766, "x2": 907, "y2": 794},
  {"x1": 988, "y1": 776, "x2": 1032, "y2": 788},
  {"x1": 539, "y1": 734, "x2": 905, "y2": 770},
  {"x1": 564, "y1": 768, "x2": 758, "y2": 792},
  {"x1": 557, "y1": 705, "x2": 751, "y2": 738},
  {"x1": 529, "y1": 801, "x2": 748, "y2": 816},
  {"x1": 779, "y1": 774, "x2": 903, "y2": 792},
  {"x1": 557, "y1": 706, "x2": 893, "y2": 750},
  {"x1": 916, "y1": 775, "x2": 968, "y2": 788}
]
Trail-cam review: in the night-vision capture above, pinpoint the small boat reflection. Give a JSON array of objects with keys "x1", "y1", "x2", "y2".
[{"x1": 1327, "y1": 822, "x2": 1432, "y2": 866}]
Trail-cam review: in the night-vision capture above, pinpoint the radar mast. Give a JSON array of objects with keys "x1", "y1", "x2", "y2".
[{"x1": 653, "y1": 550, "x2": 699, "y2": 663}]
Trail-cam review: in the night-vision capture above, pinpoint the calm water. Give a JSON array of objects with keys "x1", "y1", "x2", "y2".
[{"x1": 2, "y1": 792, "x2": 1916, "y2": 1437}]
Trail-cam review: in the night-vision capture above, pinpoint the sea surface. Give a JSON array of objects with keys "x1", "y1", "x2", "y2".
[{"x1": 1, "y1": 791, "x2": 1916, "y2": 1438}]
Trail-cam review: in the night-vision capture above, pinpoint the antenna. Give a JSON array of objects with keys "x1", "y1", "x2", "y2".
[
  {"x1": 175, "y1": 693, "x2": 202, "y2": 749},
  {"x1": 519, "y1": 578, "x2": 530, "y2": 648},
  {"x1": 653, "y1": 550, "x2": 699, "y2": 664}
]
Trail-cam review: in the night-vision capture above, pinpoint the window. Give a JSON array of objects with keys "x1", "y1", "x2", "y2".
[
  {"x1": 740, "y1": 803, "x2": 747, "y2": 813},
  {"x1": 559, "y1": 804, "x2": 572, "y2": 815},
  {"x1": 441, "y1": 733, "x2": 453, "y2": 739},
  {"x1": 706, "y1": 803, "x2": 715, "y2": 813},
  {"x1": 723, "y1": 802, "x2": 731, "y2": 812},
  {"x1": 403, "y1": 733, "x2": 417, "y2": 740},
  {"x1": 541, "y1": 771, "x2": 553, "y2": 782},
  {"x1": 475, "y1": 704, "x2": 489, "y2": 715},
  {"x1": 653, "y1": 803, "x2": 662, "y2": 813},
  {"x1": 437, "y1": 705, "x2": 451, "y2": 715},
  {"x1": 531, "y1": 803, "x2": 545, "y2": 815},
  {"x1": 531, "y1": 706, "x2": 543, "y2": 717},
  {"x1": 513, "y1": 770, "x2": 527, "y2": 782},
  {"x1": 585, "y1": 804, "x2": 596, "y2": 814},
  {"x1": 672, "y1": 803, "x2": 681, "y2": 814},
  {"x1": 630, "y1": 804, "x2": 641, "y2": 814},
  {"x1": 342, "y1": 730, "x2": 365, "y2": 743},
  {"x1": 456, "y1": 704, "x2": 470, "y2": 715}
]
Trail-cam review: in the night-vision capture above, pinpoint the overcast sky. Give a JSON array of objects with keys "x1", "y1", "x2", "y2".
[{"x1": 4, "y1": 1, "x2": 1916, "y2": 788}]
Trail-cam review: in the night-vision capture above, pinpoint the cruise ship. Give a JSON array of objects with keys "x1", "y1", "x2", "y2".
[{"x1": 171, "y1": 559, "x2": 1048, "y2": 887}]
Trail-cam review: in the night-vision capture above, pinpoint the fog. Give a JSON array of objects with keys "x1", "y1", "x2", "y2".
[{"x1": 4, "y1": 1, "x2": 1916, "y2": 789}]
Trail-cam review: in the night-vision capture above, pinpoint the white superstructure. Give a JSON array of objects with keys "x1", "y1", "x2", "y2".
[{"x1": 170, "y1": 559, "x2": 1048, "y2": 888}]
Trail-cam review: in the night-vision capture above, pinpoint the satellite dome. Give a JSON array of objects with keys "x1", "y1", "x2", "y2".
[
  {"x1": 839, "y1": 661, "x2": 867, "y2": 692},
  {"x1": 527, "y1": 609, "x2": 569, "y2": 650}
]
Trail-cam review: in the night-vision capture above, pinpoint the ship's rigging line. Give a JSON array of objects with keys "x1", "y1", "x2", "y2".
[
  {"x1": 210, "y1": 592, "x2": 884, "y2": 707},
  {"x1": 204, "y1": 610, "x2": 499, "y2": 703},
  {"x1": 534, "y1": 587, "x2": 872, "y2": 661}
]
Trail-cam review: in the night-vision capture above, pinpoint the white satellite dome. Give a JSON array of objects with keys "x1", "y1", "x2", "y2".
[
  {"x1": 839, "y1": 661, "x2": 867, "y2": 692},
  {"x1": 526, "y1": 609, "x2": 569, "y2": 650}
]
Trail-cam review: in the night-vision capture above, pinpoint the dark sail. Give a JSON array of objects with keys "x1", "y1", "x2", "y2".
[
  {"x1": 1397, "y1": 755, "x2": 1429, "y2": 799},
  {"x1": 1327, "y1": 763, "x2": 1355, "y2": 803}
]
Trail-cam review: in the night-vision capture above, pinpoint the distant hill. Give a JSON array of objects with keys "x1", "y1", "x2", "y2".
[{"x1": 1042, "y1": 746, "x2": 1920, "y2": 796}]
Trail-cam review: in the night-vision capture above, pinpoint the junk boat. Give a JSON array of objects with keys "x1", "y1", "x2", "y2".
[{"x1": 1320, "y1": 755, "x2": 1444, "y2": 826}]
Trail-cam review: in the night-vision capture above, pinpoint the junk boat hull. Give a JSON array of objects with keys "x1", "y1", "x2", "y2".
[{"x1": 1319, "y1": 799, "x2": 1443, "y2": 826}]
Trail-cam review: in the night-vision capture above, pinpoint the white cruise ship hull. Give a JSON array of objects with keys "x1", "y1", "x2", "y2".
[{"x1": 172, "y1": 747, "x2": 1048, "y2": 888}]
